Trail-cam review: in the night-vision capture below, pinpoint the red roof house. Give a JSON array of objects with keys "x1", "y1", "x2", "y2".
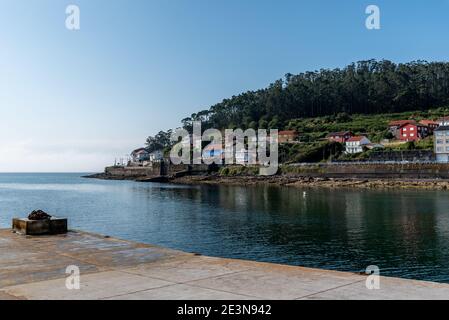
[
  {"x1": 397, "y1": 123, "x2": 429, "y2": 141},
  {"x1": 388, "y1": 120, "x2": 431, "y2": 141},
  {"x1": 326, "y1": 131, "x2": 354, "y2": 143},
  {"x1": 345, "y1": 136, "x2": 371, "y2": 154},
  {"x1": 419, "y1": 120, "x2": 439, "y2": 131},
  {"x1": 278, "y1": 130, "x2": 299, "y2": 143}
]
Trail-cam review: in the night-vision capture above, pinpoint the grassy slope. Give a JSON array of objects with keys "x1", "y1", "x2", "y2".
[{"x1": 279, "y1": 107, "x2": 447, "y2": 163}]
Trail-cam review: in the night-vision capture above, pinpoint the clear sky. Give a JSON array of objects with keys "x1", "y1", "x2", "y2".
[{"x1": 0, "y1": 0, "x2": 448, "y2": 172}]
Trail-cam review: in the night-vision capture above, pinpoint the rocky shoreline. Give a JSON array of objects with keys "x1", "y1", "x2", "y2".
[
  {"x1": 84, "y1": 172, "x2": 449, "y2": 190},
  {"x1": 170, "y1": 175, "x2": 449, "y2": 190},
  {"x1": 82, "y1": 173, "x2": 138, "y2": 180}
]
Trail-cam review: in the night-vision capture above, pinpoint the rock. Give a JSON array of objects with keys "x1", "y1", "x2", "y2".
[{"x1": 28, "y1": 210, "x2": 52, "y2": 221}]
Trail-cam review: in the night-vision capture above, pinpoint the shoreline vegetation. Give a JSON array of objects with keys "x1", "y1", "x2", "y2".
[{"x1": 85, "y1": 172, "x2": 449, "y2": 190}]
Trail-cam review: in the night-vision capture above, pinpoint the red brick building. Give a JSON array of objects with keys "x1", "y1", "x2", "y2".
[
  {"x1": 397, "y1": 123, "x2": 430, "y2": 141},
  {"x1": 388, "y1": 120, "x2": 415, "y2": 136},
  {"x1": 388, "y1": 120, "x2": 431, "y2": 141}
]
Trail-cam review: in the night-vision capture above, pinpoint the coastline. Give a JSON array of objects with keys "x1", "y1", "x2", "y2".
[
  {"x1": 170, "y1": 175, "x2": 449, "y2": 190},
  {"x1": 84, "y1": 172, "x2": 449, "y2": 190}
]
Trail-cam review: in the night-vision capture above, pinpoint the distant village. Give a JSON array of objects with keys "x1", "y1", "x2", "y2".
[{"x1": 125, "y1": 117, "x2": 449, "y2": 167}]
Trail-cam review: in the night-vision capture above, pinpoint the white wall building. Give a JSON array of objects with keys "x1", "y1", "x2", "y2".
[
  {"x1": 345, "y1": 136, "x2": 371, "y2": 154},
  {"x1": 149, "y1": 150, "x2": 164, "y2": 162},
  {"x1": 434, "y1": 126, "x2": 449, "y2": 163},
  {"x1": 131, "y1": 148, "x2": 150, "y2": 162}
]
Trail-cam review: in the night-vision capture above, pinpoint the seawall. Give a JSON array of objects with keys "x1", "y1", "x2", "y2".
[
  {"x1": 86, "y1": 162, "x2": 449, "y2": 187},
  {"x1": 280, "y1": 162, "x2": 449, "y2": 179},
  {"x1": 85, "y1": 163, "x2": 210, "y2": 180}
]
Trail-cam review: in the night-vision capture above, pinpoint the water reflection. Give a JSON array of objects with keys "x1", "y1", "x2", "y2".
[{"x1": 1, "y1": 173, "x2": 449, "y2": 283}]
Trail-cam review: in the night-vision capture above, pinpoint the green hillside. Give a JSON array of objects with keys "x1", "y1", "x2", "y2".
[
  {"x1": 145, "y1": 59, "x2": 449, "y2": 163},
  {"x1": 279, "y1": 108, "x2": 445, "y2": 163}
]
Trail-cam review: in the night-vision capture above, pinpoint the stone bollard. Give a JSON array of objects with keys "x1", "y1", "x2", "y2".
[{"x1": 12, "y1": 210, "x2": 68, "y2": 235}]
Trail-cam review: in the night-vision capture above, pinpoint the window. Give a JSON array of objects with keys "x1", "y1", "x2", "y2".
[
  {"x1": 410, "y1": 133, "x2": 414, "y2": 137},
  {"x1": 437, "y1": 132, "x2": 444, "y2": 136},
  {"x1": 437, "y1": 147, "x2": 443, "y2": 152},
  {"x1": 403, "y1": 134, "x2": 407, "y2": 137},
  {"x1": 446, "y1": 147, "x2": 449, "y2": 152},
  {"x1": 437, "y1": 140, "x2": 443, "y2": 144},
  {"x1": 403, "y1": 128, "x2": 407, "y2": 131},
  {"x1": 446, "y1": 132, "x2": 449, "y2": 136},
  {"x1": 410, "y1": 127, "x2": 414, "y2": 131}
]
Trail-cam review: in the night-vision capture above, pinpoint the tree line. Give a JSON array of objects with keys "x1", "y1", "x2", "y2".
[
  {"x1": 181, "y1": 59, "x2": 449, "y2": 131},
  {"x1": 147, "y1": 59, "x2": 449, "y2": 150}
]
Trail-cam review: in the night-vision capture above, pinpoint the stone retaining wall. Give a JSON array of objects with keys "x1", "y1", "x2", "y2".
[
  {"x1": 104, "y1": 163, "x2": 211, "y2": 179},
  {"x1": 282, "y1": 163, "x2": 449, "y2": 179}
]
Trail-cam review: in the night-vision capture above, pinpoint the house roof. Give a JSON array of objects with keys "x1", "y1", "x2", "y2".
[
  {"x1": 347, "y1": 136, "x2": 367, "y2": 142},
  {"x1": 437, "y1": 117, "x2": 449, "y2": 122},
  {"x1": 419, "y1": 120, "x2": 438, "y2": 126},
  {"x1": 435, "y1": 126, "x2": 449, "y2": 132},
  {"x1": 131, "y1": 148, "x2": 148, "y2": 155},
  {"x1": 388, "y1": 120, "x2": 416, "y2": 127},
  {"x1": 326, "y1": 131, "x2": 352, "y2": 137},
  {"x1": 403, "y1": 122, "x2": 428, "y2": 128}
]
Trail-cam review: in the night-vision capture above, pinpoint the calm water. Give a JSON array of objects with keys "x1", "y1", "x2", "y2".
[{"x1": 1, "y1": 173, "x2": 449, "y2": 283}]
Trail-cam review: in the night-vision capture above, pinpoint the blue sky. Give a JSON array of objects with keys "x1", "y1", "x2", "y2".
[{"x1": 0, "y1": 0, "x2": 448, "y2": 172}]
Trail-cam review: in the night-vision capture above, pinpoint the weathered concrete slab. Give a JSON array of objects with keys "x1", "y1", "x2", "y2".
[
  {"x1": 123, "y1": 255, "x2": 256, "y2": 283},
  {"x1": 0, "y1": 290, "x2": 23, "y2": 300},
  {"x1": 187, "y1": 264, "x2": 364, "y2": 300},
  {"x1": 1, "y1": 229, "x2": 449, "y2": 300},
  {"x1": 301, "y1": 276, "x2": 449, "y2": 300},
  {"x1": 105, "y1": 284, "x2": 259, "y2": 300},
  {"x1": 4, "y1": 271, "x2": 173, "y2": 300}
]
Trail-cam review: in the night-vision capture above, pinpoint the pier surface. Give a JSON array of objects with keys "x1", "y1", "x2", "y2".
[{"x1": 1, "y1": 229, "x2": 449, "y2": 300}]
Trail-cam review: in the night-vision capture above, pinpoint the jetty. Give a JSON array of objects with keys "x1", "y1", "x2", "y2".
[{"x1": 1, "y1": 229, "x2": 449, "y2": 300}]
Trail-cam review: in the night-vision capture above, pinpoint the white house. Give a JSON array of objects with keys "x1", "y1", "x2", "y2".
[
  {"x1": 149, "y1": 150, "x2": 164, "y2": 162},
  {"x1": 131, "y1": 148, "x2": 150, "y2": 162},
  {"x1": 345, "y1": 136, "x2": 371, "y2": 154},
  {"x1": 434, "y1": 126, "x2": 449, "y2": 163},
  {"x1": 235, "y1": 148, "x2": 258, "y2": 164}
]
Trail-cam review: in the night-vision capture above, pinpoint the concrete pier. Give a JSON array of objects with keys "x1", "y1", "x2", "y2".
[{"x1": 1, "y1": 229, "x2": 449, "y2": 300}]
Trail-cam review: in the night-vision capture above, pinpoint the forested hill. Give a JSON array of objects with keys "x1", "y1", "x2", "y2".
[{"x1": 181, "y1": 60, "x2": 449, "y2": 131}]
